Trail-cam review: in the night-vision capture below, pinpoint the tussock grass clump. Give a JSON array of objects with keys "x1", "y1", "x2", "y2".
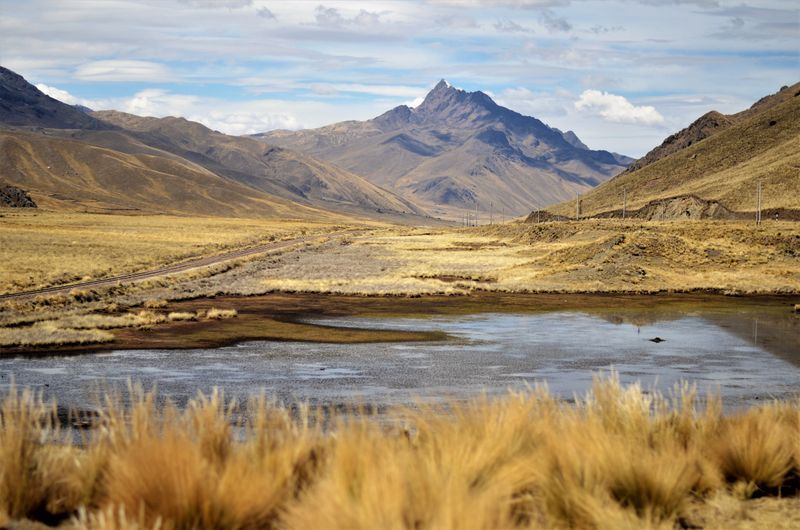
[
  {"x1": 711, "y1": 404, "x2": 797, "y2": 494},
  {"x1": 0, "y1": 310, "x2": 173, "y2": 347},
  {"x1": 0, "y1": 321, "x2": 114, "y2": 347},
  {"x1": 167, "y1": 311, "x2": 197, "y2": 322},
  {"x1": 56, "y1": 310, "x2": 167, "y2": 330},
  {"x1": 205, "y1": 308, "x2": 237, "y2": 320},
  {"x1": 0, "y1": 377, "x2": 797, "y2": 529},
  {"x1": 142, "y1": 299, "x2": 167, "y2": 309}
]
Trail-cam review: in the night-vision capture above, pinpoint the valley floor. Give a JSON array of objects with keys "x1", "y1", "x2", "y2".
[
  {"x1": 1, "y1": 211, "x2": 798, "y2": 351},
  {"x1": 0, "y1": 211, "x2": 798, "y2": 529}
]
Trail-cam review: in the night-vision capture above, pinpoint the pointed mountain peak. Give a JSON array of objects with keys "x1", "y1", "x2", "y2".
[
  {"x1": 433, "y1": 79, "x2": 452, "y2": 91},
  {"x1": 415, "y1": 79, "x2": 500, "y2": 123}
]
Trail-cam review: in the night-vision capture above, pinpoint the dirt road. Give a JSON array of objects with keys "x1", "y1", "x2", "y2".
[{"x1": 0, "y1": 235, "x2": 314, "y2": 302}]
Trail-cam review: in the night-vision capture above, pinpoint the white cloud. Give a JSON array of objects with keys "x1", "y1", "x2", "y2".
[
  {"x1": 121, "y1": 88, "x2": 199, "y2": 117},
  {"x1": 34, "y1": 82, "x2": 106, "y2": 110},
  {"x1": 494, "y1": 19, "x2": 534, "y2": 33},
  {"x1": 428, "y1": 0, "x2": 565, "y2": 7},
  {"x1": 495, "y1": 87, "x2": 569, "y2": 117},
  {"x1": 179, "y1": 0, "x2": 253, "y2": 8},
  {"x1": 539, "y1": 9, "x2": 571, "y2": 32},
  {"x1": 313, "y1": 5, "x2": 385, "y2": 27},
  {"x1": 309, "y1": 83, "x2": 427, "y2": 98},
  {"x1": 35, "y1": 83, "x2": 80, "y2": 105},
  {"x1": 256, "y1": 7, "x2": 276, "y2": 19},
  {"x1": 199, "y1": 109, "x2": 299, "y2": 135},
  {"x1": 75, "y1": 60, "x2": 172, "y2": 82},
  {"x1": 574, "y1": 90, "x2": 664, "y2": 125},
  {"x1": 435, "y1": 14, "x2": 479, "y2": 28}
]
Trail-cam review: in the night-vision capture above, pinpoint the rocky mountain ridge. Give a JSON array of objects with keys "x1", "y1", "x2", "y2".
[{"x1": 256, "y1": 80, "x2": 633, "y2": 218}]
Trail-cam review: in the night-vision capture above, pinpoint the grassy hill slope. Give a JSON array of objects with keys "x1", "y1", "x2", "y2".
[
  {"x1": 548, "y1": 86, "x2": 800, "y2": 218},
  {"x1": 90, "y1": 111, "x2": 426, "y2": 219},
  {"x1": 0, "y1": 130, "x2": 332, "y2": 219}
]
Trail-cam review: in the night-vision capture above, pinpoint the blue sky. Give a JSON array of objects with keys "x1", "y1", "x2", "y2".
[{"x1": 1, "y1": 0, "x2": 797, "y2": 156}]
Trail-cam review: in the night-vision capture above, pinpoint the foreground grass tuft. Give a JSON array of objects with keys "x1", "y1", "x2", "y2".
[{"x1": 0, "y1": 377, "x2": 797, "y2": 529}]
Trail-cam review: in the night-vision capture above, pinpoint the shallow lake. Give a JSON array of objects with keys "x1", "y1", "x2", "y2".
[{"x1": 1, "y1": 298, "x2": 798, "y2": 411}]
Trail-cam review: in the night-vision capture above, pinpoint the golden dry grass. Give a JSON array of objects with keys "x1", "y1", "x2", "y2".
[
  {"x1": 0, "y1": 377, "x2": 797, "y2": 529},
  {"x1": 0, "y1": 321, "x2": 115, "y2": 347},
  {"x1": 0, "y1": 210, "x2": 335, "y2": 294},
  {"x1": 0, "y1": 307, "x2": 241, "y2": 347},
  {"x1": 204, "y1": 308, "x2": 238, "y2": 320},
  {"x1": 1, "y1": 214, "x2": 797, "y2": 349},
  {"x1": 255, "y1": 221, "x2": 800, "y2": 296},
  {"x1": 548, "y1": 91, "x2": 800, "y2": 217}
]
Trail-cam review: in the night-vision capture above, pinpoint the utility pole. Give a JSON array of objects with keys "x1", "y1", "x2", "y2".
[
  {"x1": 490, "y1": 202, "x2": 493, "y2": 225},
  {"x1": 537, "y1": 208, "x2": 541, "y2": 224},
  {"x1": 575, "y1": 193, "x2": 579, "y2": 221},
  {"x1": 756, "y1": 181, "x2": 762, "y2": 226},
  {"x1": 475, "y1": 202, "x2": 479, "y2": 227},
  {"x1": 622, "y1": 188, "x2": 627, "y2": 220}
]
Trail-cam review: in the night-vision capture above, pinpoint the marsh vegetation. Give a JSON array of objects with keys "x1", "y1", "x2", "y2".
[{"x1": 0, "y1": 376, "x2": 798, "y2": 529}]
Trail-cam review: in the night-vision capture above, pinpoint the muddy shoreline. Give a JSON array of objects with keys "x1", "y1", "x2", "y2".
[{"x1": 3, "y1": 291, "x2": 798, "y2": 357}]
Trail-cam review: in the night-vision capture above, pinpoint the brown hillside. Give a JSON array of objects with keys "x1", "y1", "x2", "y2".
[
  {"x1": 548, "y1": 85, "x2": 800, "y2": 218},
  {"x1": 91, "y1": 111, "x2": 427, "y2": 220},
  {"x1": 0, "y1": 66, "x2": 108, "y2": 130},
  {"x1": 626, "y1": 82, "x2": 799, "y2": 174},
  {"x1": 0, "y1": 66, "x2": 428, "y2": 222},
  {"x1": 0, "y1": 130, "x2": 331, "y2": 219}
]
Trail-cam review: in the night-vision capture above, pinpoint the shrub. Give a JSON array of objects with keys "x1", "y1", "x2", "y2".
[
  {"x1": 168, "y1": 311, "x2": 197, "y2": 322},
  {"x1": 143, "y1": 299, "x2": 167, "y2": 309},
  {"x1": 205, "y1": 308, "x2": 237, "y2": 320}
]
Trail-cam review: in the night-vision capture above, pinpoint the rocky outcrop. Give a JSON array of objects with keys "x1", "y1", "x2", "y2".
[
  {"x1": 0, "y1": 184, "x2": 36, "y2": 207},
  {"x1": 633, "y1": 195, "x2": 736, "y2": 221},
  {"x1": 579, "y1": 195, "x2": 737, "y2": 221}
]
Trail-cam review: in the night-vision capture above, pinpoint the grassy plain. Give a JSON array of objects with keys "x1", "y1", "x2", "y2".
[
  {"x1": 0, "y1": 210, "x2": 338, "y2": 293},
  {"x1": 0, "y1": 377, "x2": 798, "y2": 529},
  {"x1": 1, "y1": 212, "x2": 798, "y2": 350},
  {"x1": 253, "y1": 220, "x2": 800, "y2": 295}
]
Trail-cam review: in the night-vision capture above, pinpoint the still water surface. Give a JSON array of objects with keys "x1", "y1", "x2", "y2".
[{"x1": 1, "y1": 304, "x2": 798, "y2": 410}]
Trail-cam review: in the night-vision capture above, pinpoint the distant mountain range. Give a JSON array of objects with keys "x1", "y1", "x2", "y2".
[
  {"x1": 255, "y1": 80, "x2": 633, "y2": 218},
  {"x1": 0, "y1": 68, "x2": 635, "y2": 221},
  {"x1": 0, "y1": 66, "x2": 425, "y2": 221},
  {"x1": 546, "y1": 82, "x2": 800, "y2": 220},
  {"x1": 4, "y1": 65, "x2": 795, "y2": 224}
]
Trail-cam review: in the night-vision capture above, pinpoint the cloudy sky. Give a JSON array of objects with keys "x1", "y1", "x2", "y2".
[{"x1": 1, "y1": 0, "x2": 797, "y2": 156}]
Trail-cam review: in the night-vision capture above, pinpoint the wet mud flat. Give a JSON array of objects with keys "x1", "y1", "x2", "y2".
[
  {"x1": 0, "y1": 292, "x2": 797, "y2": 413},
  {"x1": 6, "y1": 291, "x2": 798, "y2": 356}
]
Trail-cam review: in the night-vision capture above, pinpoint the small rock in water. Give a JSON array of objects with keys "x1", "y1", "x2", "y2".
[{"x1": 649, "y1": 337, "x2": 666, "y2": 343}]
